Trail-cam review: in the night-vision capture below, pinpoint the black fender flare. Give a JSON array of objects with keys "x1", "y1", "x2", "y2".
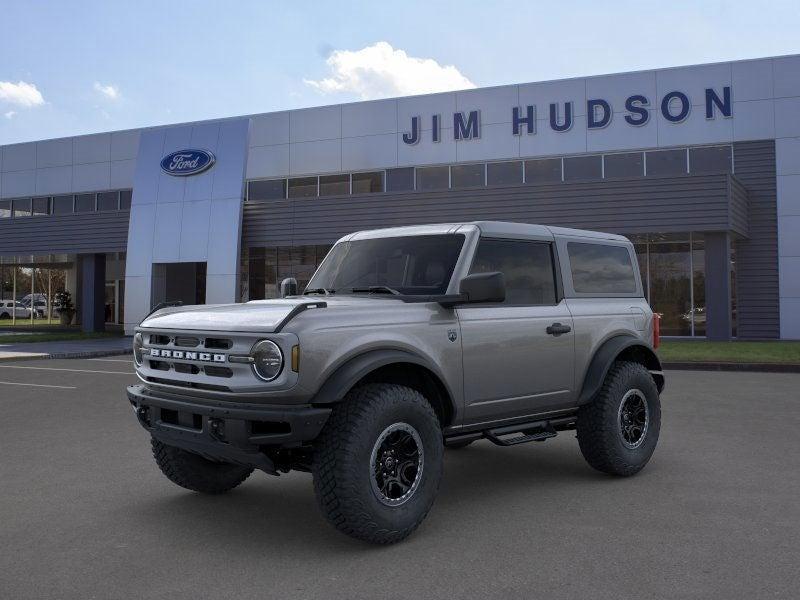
[
  {"x1": 311, "y1": 348, "x2": 456, "y2": 409},
  {"x1": 578, "y1": 335, "x2": 664, "y2": 405}
]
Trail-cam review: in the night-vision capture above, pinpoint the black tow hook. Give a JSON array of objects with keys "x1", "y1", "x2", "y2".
[{"x1": 208, "y1": 418, "x2": 226, "y2": 442}]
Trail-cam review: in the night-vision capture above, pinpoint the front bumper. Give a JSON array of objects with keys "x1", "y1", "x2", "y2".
[{"x1": 127, "y1": 384, "x2": 331, "y2": 473}]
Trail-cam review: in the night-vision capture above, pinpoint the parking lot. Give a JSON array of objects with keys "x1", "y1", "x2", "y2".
[{"x1": 1, "y1": 359, "x2": 798, "y2": 600}]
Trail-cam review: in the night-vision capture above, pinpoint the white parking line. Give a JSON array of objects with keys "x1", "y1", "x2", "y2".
[
  {"x1": 0, "y1": 365, "x2": 133, "y2": 375},
  {"x1": 0, "y1": 380, "x2": 77, "y2": 389}
]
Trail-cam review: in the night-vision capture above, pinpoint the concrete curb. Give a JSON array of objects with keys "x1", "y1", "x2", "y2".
[
  {"x1": 663, "y1": 361, "x2": 800, "y2": 373},
  {"x1": 0, "y1": 349, "x2": 132, "y2": 363}
]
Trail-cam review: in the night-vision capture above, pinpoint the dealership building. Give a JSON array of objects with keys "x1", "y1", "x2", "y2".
[{"x1": 1, "y1": 54, "x2": 800, "y2": 339}]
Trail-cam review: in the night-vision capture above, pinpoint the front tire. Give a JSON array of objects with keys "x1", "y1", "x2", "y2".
[
  {"x1": 576, "y1": 361, "x2": 661, "y2": 476},
  {"x1": 312, "y1": 383, "x2": 444, "y2": 544},
  {"x1": 151, "y1": 438, "x2": 253, "y2": 494}
]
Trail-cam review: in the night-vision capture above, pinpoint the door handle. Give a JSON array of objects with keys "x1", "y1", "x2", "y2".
[{"x1": 546, "y1": 322, "x2": 572, "y2": 336}]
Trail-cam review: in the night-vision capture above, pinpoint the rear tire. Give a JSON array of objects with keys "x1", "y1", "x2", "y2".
[
  {"x1": 151, "y1": 438, "x2": 253, "y2": 494},
  {"x1": 576, "y1": 361, "x2": 660, "y2": 476},
  {"x1": 312, "y1": 383, "x2": 444, "y2": 544}
]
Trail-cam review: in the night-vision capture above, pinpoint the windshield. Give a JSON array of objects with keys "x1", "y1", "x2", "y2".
[{"x1": 307, "y1": 234, "x2": 465, "y2": 295}]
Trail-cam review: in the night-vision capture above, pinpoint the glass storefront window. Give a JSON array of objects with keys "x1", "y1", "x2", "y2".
[
  {"x1": 416, "y1": 166, "x2": 449, "y2": 191},
  {"x1": 524, "y1": 158, "x2": 562, "y2": 184},
  {"x1": 120, "y1": 190, "x2": 133, "y2": 210},
  {"x1": 451, "y1": 163, "x2": 485, "y2": 188},
  {"x1": 604, "y1": 152, "x2": 644, "y2": 178},
  {"x1": 32, "y1": 197, "x2": 50, "y2": 216},
  {"x1": 632, "y1": 232, "x2": 726, "y2": 337},
  {"x1": 563, "y1": 155, "x2": 602, "y2": 181},
  {"x1": 352, "y1": 172, "x2": 384, "y2": 194},
  {"x1": 74, "y1": 194, "x2": 96, "y2": 212},
  {"x1": 646, "y1": 149, "x2": 687, "y2": 177},
  {"x1": 319, "y1": 174, "x2": 350, "y2": 196},
  {"x1": 690, "y1": 145, "x2": 732, "y2": 174},
  {"x1": 244, "y1": 244, "x2": 334, "y2": 300},
  {"x1": 386, "y1": 167, "x2": 415, "y2": 192},
  {"x1": 288, "y1": 177, "x2": 317, "y2": 198},
  {"x1": 487, "y1": 161, "x2": 523, "y2": 186},
  {"x1": 98, "y1": 192, "x2": 119, "y2": 211},
  {"x1": 13, "y1": 198, "x2": 32, "y2": 218},
  {"x1": 249, "y1": 179, "x2": 286, "y2": 201},
  {"x1": 0, "y1": 200, "x2": 10, "y2": 218}
]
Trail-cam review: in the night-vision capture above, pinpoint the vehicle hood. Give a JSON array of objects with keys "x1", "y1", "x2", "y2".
[{"x1": 138, "y1": 296, "x2": 420, "y2": 333}]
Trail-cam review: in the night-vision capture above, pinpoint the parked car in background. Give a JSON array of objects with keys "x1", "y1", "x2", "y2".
[
  {"x1": 0, "y1": 301, "x2": 32, "y2": 320},
  {"x1": 20, "y1": 294, "x2": 49, "y2": 318}
]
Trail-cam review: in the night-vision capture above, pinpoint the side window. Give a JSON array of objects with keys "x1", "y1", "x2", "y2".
[
  {"x1": 567, "y1": 242, "x2": 637, "y2": 294},
  {"x1": 469, "y1": 239, "x2": 557, "y2": 305}
]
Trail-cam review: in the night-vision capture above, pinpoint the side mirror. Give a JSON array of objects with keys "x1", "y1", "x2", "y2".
[
  {"x1": 280, "y1": 277, "x2": 298, "y2": 298},
  {"x1": 458, "y1": 272, "x2": 505, "y2": 304}
]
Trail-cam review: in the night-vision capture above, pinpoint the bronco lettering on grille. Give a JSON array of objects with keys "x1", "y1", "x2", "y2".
[{"x1": 149, "y1": 348, "x2": 226, "y2": 362}]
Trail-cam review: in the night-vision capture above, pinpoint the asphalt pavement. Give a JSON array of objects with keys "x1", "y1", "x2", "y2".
[{"x1": 1, "y1": 360, "x2": 798, "y2": 600}]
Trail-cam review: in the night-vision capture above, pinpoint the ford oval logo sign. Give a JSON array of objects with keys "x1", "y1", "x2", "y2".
[{"x1": 160, "y1": 149, "x2": 215, "y2": 176}]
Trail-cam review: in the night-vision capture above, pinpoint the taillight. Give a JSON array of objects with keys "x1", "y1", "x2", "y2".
[{"x1": 652, "y1": 313, "x2": 661, "y2": 349}]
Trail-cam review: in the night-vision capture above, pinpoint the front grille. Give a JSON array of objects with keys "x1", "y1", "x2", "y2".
[
  {"x1": 205, "y1": 338, "x2": 233, "y2": 349},
  {"x1": 137, "y1": 329, "x2": 285, "y2": 393}
]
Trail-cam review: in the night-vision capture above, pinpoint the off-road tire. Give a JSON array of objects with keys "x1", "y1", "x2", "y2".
[
  {"x1": 151, "y1": 438, "x2": 253, "y2": 494},
  {"x1": 312, "y1": 383, "x2": 444, "y2": 544},
  {"x1": 576, "y1": 361, "x2": 661, "y2": 476}
]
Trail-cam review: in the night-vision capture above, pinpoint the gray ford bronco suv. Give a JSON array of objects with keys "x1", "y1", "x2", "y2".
[{"x1": 128, "y1": 221, "x2": 664, "y2": 544}]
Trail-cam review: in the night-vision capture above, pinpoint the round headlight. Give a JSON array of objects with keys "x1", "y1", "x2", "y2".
[
  {"x1": 133, "y1": 332, "x2": 144, "y2": 366},
  {"x1": 251, "y1": 340, "x2": 284, "y2": 382}
]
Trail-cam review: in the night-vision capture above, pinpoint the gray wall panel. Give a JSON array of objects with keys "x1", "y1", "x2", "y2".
[
  {"x1": 0, "y1": 210, "x2": 130, "y2": 256},
  {"x1": 243, "y1": 173, "x2": 743, "y2": 248},
  {"x1": 732, "y1": 140, "x2": 779, "y2": 339}
]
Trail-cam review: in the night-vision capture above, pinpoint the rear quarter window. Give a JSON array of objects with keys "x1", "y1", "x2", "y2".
[{"x1": 567, "y1": 242, "x2": 637, "y2": 294}]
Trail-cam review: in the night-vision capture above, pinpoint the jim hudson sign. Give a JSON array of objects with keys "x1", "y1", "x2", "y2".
[{"x1": 401, "y1": 86, "x2": 732, "y2": 145}]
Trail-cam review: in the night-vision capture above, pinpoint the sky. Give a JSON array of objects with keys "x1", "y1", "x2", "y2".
[{"x1": 1, "y1": 0, "x2": 799, "y2": 145}]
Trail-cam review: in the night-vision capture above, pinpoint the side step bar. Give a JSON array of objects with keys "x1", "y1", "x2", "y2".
[{"x1": 445, "y1": 415, "x2": 576, "y2": 448}]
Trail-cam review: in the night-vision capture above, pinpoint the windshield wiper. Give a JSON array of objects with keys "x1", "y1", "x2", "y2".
[
  {"x1": 349, "y1": 285, "x2": 401, "y2": 295},
  {"x1": 303, "y1": 287, "x2": 335, "y2": 295}
]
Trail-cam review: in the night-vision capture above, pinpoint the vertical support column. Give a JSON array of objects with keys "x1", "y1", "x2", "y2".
[
  {"x1": 704, "y1": 232, "x2": 733, "y2": 341},
  {"x1": 80, "y1": 254, "x2": 107, "y2": 333}
]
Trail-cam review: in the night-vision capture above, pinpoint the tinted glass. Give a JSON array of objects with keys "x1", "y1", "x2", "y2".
[
  {"x1": 352, "y1": 171, "x2": 384, "y2": 194},
  {"x1": 416, "y1": 166, "x2": 449, "y2": 191},
  {"x1": 308, "y1": 234, "x2": 465, "y2": 296},
  {"x1": 451, "y1": 163, "x2": 485, "y2": 188},
  {"x1": 119, "y1": 190, "x2": 132, "y2": 210},
  {"x1": 249, "y1": 179, "x2": 286, "y2": 201},
  {"x1": 74, "y1": 194, "x2": 96, "y2": 212},
  {"x1": 32, "y1": 197, "x2": 50, "y2": 215},
  {"x1": 525, "y1": 158, "x2": 562, "y2": 183},
  {"x1": 487, "y1": 161, "x2": 523, "y2": 186},
  {"x1": 288, "y1": 177, "x2": 317, "y2": 198},
  {"x1": 0, "y1": 200, "x2": 11, "y2": 218},
  {"x1": 604, "y1": 152, "x2": 644, "y2": 178},
  {"x1": 568, "y1": 243, "x2": 637, "y2": 294},
  {"x1": 646, "y1": 149, "x2": 686, "y2": 176},
  {"x1": 13, "y1": 198, "x2": 32, "y2": 217},
  {"x1": 469, "y1": 239, "x2": 556, "y2": 305},
  {"x1": 386, "y1": 167, "x2": 415, "y2": 192},
  {"x1": 319, "y1": 174, "x2": 350, "y2": 196},
  {"x1": 52, "y1": 195, "x2": 74, "y2": 214},
  {"x1": 690, "y1": 145, "x2": 732, "y2": 173},
  {"x1": 564, "y1": 155, "x2": 602, "y2": 181},
  {"x1": 98, "y1": 191, "x2": 119, "y2": 211}
]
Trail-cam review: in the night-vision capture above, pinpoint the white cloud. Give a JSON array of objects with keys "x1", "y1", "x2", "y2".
[
  {"x1": 93, "y1": 82, "x2": 121, "y2": 100},
  {"x1": 0, "y1": 80, "x2": 44, "y2": 107},
  {"x1": 304, "y1": 41, "x2": 475, "y2": 100},
  {"x1": 4, "y1": 110, "x2": 17, "y2": 119}
]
